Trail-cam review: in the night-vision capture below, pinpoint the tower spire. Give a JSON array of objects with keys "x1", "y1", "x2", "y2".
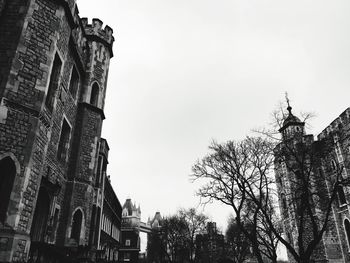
[{"x1": 285, "y1": 92, "x2": 292, "y2": 114}]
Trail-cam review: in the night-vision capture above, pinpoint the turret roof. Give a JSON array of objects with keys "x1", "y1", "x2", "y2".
[
  {"x1": 123, "y1": 198, "x2": 135, "y2": 216},
  {"x1": 279, "y1": 105, "x2": 304, "y2": 132}
]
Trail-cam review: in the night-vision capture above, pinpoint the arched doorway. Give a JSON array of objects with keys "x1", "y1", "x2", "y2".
[
  {"x1": 30, "y1": 187, "x2": 51, "y2": 242},
  {"x1": 71, "y1": 209, "x2": 83, "y2": 244},
  {"x1": 0, "y1": 156, "x2": 16, "y2": 224}
]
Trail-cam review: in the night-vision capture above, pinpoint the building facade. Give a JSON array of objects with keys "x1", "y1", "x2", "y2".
[
  {"x1": 275, "y1": 106, "x2": 350, "y2": 263},
  {"x1": 0, "y1": 0, "x2": 121, "y2": 262},
  {"x1": 120, "y1": 199, "x2": 142, "y2": 263},
  {"x1": 95, "y1": 139, "x2": 122, "y2": 263}
]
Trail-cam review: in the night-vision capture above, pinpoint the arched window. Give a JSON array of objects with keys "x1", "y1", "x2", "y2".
[
  {"x1": 122, "y1": 208, "x2": 129, "y2": 217},
  {"x1": 90, "y1": 83, "x2": 99, "y2": 107},
  {"x1": 331, "y1": 159, "x2": 337, "y2": 171},
  {"x1": 45, "y1": 53, "x2": 62, "y2": 112},
  {"x1": 68, "y1": 66, "x2": 80, "y2": 98},
  {"x1": 71, "y1": 209, "x2": 83, "y2": 243},
  {"x1": 344, "y1": 219, "x2": 350, "y2": 249},
  {"x1": 0, "y1": 156, "x2": 16, "y2": 224},
  {"x1": 338, "y1": 185, "x2": 347, "y2": 205},
  {"x1": 30, "y1": 187, "x2": 51, "y2": 242},
  {"x1": 57, "y1": 119, "x2": 71, "y2": 162}
]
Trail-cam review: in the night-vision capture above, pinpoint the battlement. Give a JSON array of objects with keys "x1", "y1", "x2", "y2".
[
  {"x1": 318, "y1": 107, "x2": 350, "y2": 140},
  {"x1": 81, "y1": 17, "x2": 114, "y2": 46}
]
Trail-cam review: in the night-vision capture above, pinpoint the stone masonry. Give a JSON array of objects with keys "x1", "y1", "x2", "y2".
[
  {"x1": 0, "y1": 0, "x2": 117, "y2": 262},
  {"x1": 275, "y1": 106, "x2": 350, "y2": 263}
]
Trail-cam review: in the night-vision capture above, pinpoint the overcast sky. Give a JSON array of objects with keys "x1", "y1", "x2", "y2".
[{"x1": 77, "y1": 0, "x2": 350, "y2": 255}]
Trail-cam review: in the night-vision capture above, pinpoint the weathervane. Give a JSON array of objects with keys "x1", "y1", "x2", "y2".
[{"x1": 285, "y1": 92, "x2": 292, "y2": 114}]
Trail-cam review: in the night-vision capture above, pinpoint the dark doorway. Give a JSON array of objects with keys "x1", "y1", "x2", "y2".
[
  {"x1": 31, "y1": 187, "x2": 51, "y2": 242},
  {"x1": 0, "y1": 156, "x2": 16, "y2": 224},
  {"x1": 71, "y1": 209, "x2": 83, "y2": 243}
]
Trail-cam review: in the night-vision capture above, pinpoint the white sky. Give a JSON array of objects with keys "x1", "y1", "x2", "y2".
[{"x1": 77, "y1": 0, "x2": 350, "y2": 257}]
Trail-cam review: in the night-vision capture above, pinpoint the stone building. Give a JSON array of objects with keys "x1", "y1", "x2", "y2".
[
  {"x1": 120, "y1": 199, "x2": 142, "y2": 263},
  {"x1": 0, "y1": 0, "x2": 121, "y2": 262},
  {"x1": 274, "y1": 105, "x2": 350, "y2": 262},
  {"x1": 95, "y1": 139, "x2": 122, "y2": 262}
]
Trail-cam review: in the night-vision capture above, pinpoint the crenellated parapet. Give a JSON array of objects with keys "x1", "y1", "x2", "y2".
[
  {"x1": 318, "y1": 107, "x2": 350, "y2": 140},
  {"x1": 81, "y1": 18, "x2": 114, "y2": 54}
]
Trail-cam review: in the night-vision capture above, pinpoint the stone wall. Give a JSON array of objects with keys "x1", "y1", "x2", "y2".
[{"x1": 0, "y1": 0, "x2": 114, "y2": 261}]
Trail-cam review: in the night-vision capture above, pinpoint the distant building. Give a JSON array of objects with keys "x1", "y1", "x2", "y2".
[
  {"x1": 148, "y1": 212, "x2": 163, "y2": 230},
  {"x1": 146, "y1": 212, "x2": 166, "y2": 263},
  {"x1": 0, "y1": 0, "x2": 123, "y2": 262},
  {"x1": 274, "y1": 105, "x2": 350, "y2": 262},
  {"x1": 195, "y1": 222, "x2": 226, "y2": 263},
  {"x1": 120, "y1": 199, "x2": 142, "y2": 263}
]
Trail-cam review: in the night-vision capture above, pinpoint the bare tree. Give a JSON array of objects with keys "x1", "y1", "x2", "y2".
[
  {"x1": 192, "y1": 103, "x2": 350, "y2": 263},
  {"x1": 179, "y1": 208, "x2": 208, "y2": 262},
  {"x1": 162, "y1": 215, "x2": 189, "y2": 263},
  {"x1": 191, "y1": 137, "x2": 278, "y2": 263},
  {"x1": 147, "y1": 208, "x2": 208, "y2": 263},
  {"x1": 242, "y1": 195, "x2": 281, "y2": 263},
  {"x1": 225, "y1": 216, "x2": 251, "y2": 263}
]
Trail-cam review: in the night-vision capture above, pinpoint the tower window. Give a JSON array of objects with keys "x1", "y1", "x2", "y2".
[
  {"x1": 68, "y1": 66, "x2": 79, "y2": 98},
  {"x1": 281, "y1": 193, "x2": 287, "y2": 210},
  {"x1": 51, "y1": 208, "x2": 60, "y2": 240},
  {"x1": 344, "y1": 219, "x2": 350, "y2": 250},
  {"x1": 71, "y1": 209, "x2": 83, "y2": 243},
  {"x1": 45, "y1": 53, "x2": 62, "y2": 112},
  {"x1": 90, "y1": 83, "x2": 99, "y2": 107},
  {"x1": 57, "y1": 120, "x2": 71, "y2": 162},
  {"x1": 331, "y1": 159, "x2": 337, "y2": 171},
  {"x1": 95, "y1": 155, "x2": 103, "y2": 187},
  {"x1": 0, "y1": 156, "x2": 16, "y2": 224},
  {"x1": 337, "y1": 185, "x2": 347, "y2": 206}
]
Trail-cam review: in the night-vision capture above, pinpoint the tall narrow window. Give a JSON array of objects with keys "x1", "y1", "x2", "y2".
[
  {"x1": 90, "y1": 83, "x2": 99, "y2": 107},
  {"x1": 0, "y1": 157, "x2": 16, "y2": 224},
  {"x1": 95, "y1": 155, "x2": 103, "y2": 187},
  {"x1": 71, "y1": 209, "x2": 83, "y2": 243},
  {"x1": 89, "y1": 205, "x2": 97, "y2": 246},
  {"x1": 281, "y1": 194, "x2": 287, "y2": 211},
  {"x1": 57, "y1": 120, "x2": 71, "y2": 162},
  {"x1": 337, "y1": 185, "x2": 347, "y2": 205},
  {"x1": 345, "y1": 219, "x2": 350, "y2": 249},
  {"x1": 45, "y1": 54, "x2": 62, "y2": 112},
  {"x1": 30, "y1": 187, "x2": 50, "y2": 242},
  {"x1": 331, "y1": 159, "x2": 337, "y2": 171},
  {"x1": 52, "y1": 208, "x2": 60, "y2": 239},
  {"x1": 69, "y1": 66, "x2": 79, "y2": 98}
]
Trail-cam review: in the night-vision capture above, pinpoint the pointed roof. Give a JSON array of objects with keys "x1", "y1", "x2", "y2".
[
  {"x1": 150, "y1": 212, "x2": 163, "y2": 228},
  {"x1": 123, "y1": 198, "x2": 134, "y2": 216}
]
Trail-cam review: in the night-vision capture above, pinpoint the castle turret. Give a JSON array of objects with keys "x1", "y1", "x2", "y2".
[
  {"x1": 150, "y1": 212, "x2": 162, "y2": 229},
  {"x1": 80, "y1": 17, "x2": 114, "y2": 110},
  {"x1": 279, "y1": 104, "x2": 305, "y2": 140},
  {"x1": 120, "y1": 199, "x2": 141, "y2": 262}
]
